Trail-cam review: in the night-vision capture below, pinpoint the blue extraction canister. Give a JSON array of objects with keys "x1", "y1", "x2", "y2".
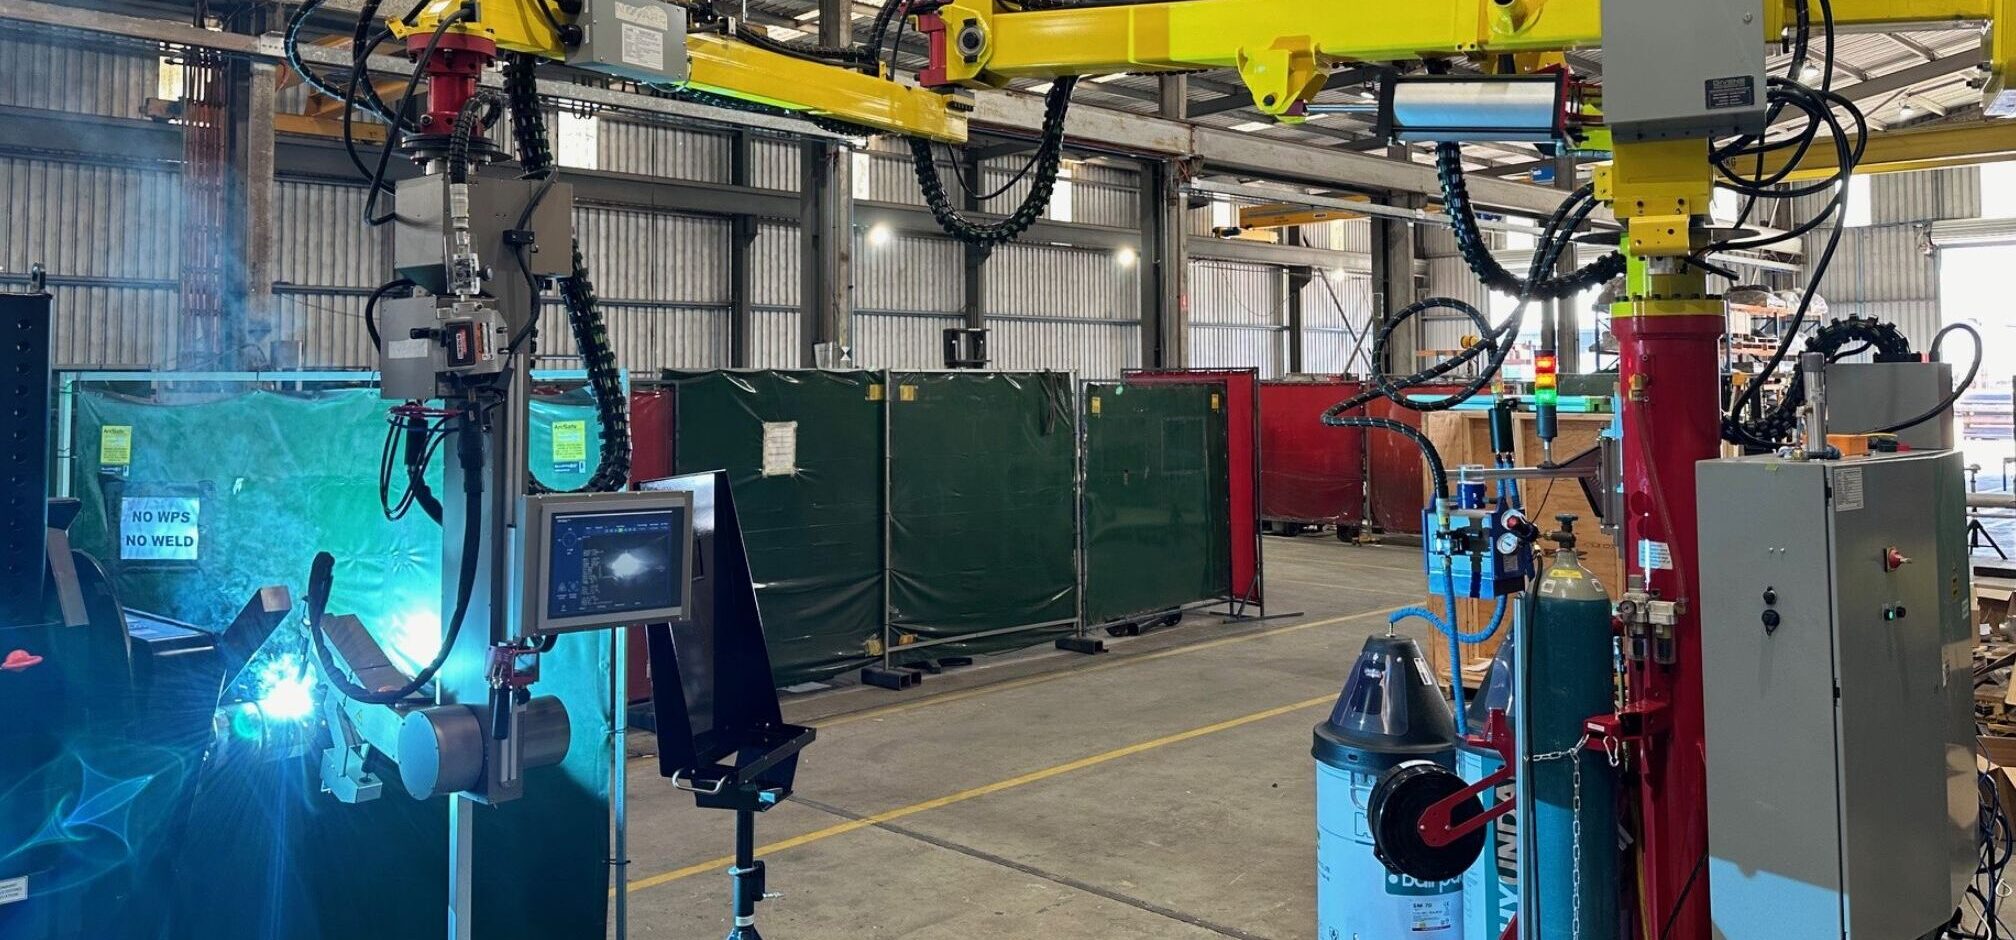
[
  {"x1": 1458, "y1": 634, "x2": 1518, "y2": 940},
  {"x1": 1313, "y1": 634, "x2": 1463, "y2": 939}
]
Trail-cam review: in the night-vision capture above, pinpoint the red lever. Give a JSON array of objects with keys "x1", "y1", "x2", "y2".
[
  {"x1": 3, "y1": 649, "x2": 44, "y2": 672},
  {"x1": 1883, "y1": 547, "x2": 1910, "y2": 572}
]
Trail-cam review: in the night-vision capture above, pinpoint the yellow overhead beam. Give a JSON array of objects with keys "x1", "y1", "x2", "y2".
[
  {"x1": 683, "y1": 35, "x2": 970, "y2": 143},
  {"x1": 1238, "y1": 197, "x2": 1371, "y2": 228},
  {"x1": 1765, "y1": 121, "x2": 2016, "y2": 182}
]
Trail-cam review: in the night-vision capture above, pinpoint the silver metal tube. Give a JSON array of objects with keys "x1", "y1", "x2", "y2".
[
  {"x1": 54, "y1": 373, "x2": 74, "y2": 499},
  {"x1": 1801, "y1": 351, "x2": 1829, "y2": 459},
  {"x1": 1457, "y1": 465, "x2": 1590, "y2": 483}
]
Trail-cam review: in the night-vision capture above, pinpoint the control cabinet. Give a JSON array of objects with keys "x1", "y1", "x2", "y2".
[{"x1": 1697, "y1": 452, "x2": 1973, "y2": 939}]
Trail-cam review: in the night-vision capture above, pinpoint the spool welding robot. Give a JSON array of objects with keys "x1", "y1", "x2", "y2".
[{"x1": 289, "y1": 13, "x2": 813, "y2": 939}]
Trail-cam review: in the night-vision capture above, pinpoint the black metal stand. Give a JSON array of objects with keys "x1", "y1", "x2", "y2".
[
  {"x1": 725, "y1": 809, "x2": 766, "y2": 940},
  {"x1": 1972, "y1": 516, "x2": 2008, "y2": 559}
]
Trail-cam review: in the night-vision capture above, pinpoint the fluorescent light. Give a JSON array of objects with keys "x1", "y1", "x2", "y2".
[
  {"x1": 767, "y1": 25, "x2": 808, "y2": 40},
  {"x1": 868, "y1": 223, "x2": 894, "y2": 247},
  {"x1": 1229, "y1": 120, "x2": 1272, "y2": 132},
  {"x1": 1117, "y1": 247, "x2": 1138, "y2": 267},
  {"x1": 1800, "y1": 63, "x2": 1822, "y2": 84},
  {"x1": 1027, "y1": 81, "x2": 1054, "y2": 94},
  {"x1": 1899, "y1": 100, "x2": 1918, "y2": 119},
  {"x1": 1091, "y1": 73, "x2": 1130, "y2": 84}
]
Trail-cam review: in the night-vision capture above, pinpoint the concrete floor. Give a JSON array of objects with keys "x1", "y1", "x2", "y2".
[{"x1": 616, "y1": 534, "x2": 1436, "y2": 940}]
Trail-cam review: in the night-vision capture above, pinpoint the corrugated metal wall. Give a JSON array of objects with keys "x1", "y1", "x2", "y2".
[
  {"x1": 0, "y1": 31, "x2": 158, "y2": 118},
  {"x1": 1189, "y1": 260, "x2": 1284, "y2": 378},
  {"x1": 1802, "y1": 166, "x2": 1976, "y2": 348},
  {"x1": 1, "y1": 153, "x2": 183, "y2": 367},
  {"x1": 1302, "y1": 274, "x2": 1376, "y2": 375}
]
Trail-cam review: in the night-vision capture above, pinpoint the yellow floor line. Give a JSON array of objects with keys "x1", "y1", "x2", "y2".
[
  {"x1": 810, "y1": 603, "x2": 1401, "y2": 730},
  {"x1": 624, "y1": 693, "x2": 1336, "y2": 894}
]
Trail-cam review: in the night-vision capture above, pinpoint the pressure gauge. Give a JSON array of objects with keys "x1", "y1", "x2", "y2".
[{"x1": 1496, "y1": 532, "x2": 1523, "y2": 555}]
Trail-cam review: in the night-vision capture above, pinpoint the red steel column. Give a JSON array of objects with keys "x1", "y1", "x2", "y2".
[{"x1": 1614, "y1": 311, "x2": 1722, "y2": 939}]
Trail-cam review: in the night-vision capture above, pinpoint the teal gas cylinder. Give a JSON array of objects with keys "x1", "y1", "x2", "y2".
[
  {"x1": 1527, "y1": 517, "x2": 1617, "y2": 937},
  {"x1": 1459, "y1": 634, "x2": 1518, "y2": 940},
  {"x1": 1313, "y1": 634, "x2": 1463, "y2": 940}
]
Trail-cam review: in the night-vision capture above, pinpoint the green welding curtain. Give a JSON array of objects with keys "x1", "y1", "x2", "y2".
[
  {"x1": 887, "y1": 372, "x2": 1078, "y2": 650},
  {"x1": 65, "y1": 384, "x2": 612, "y2": 940},
  {"x1": 1081, "y1": 381, "x2": 1233, "y2": 625},
  {"x1": 663, "y1": 369, "x2": 885, "y2": 686}
]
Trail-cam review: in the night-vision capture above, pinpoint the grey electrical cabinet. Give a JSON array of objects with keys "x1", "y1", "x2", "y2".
[
  {"x1": 1600, "y1": 0, "x2": 1768, "y2": 142},
  {"x1": 1698, "y1": 452, "x2": 1973, "y2": 940}
]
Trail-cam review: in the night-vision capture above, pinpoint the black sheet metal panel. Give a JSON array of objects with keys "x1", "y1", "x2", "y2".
[
  {"x1": 887, "y1": 371, "x2": 1079, "y2": 651},
  {"x1": 2, "y1": 291, "x2": 50, "y2": 629},
  {"x1": 1082, "y1": 381, "x2": 1233, "y2": 626},
  {"x1": 663, "y1": 370, "x2": 885, "y2": 685}
]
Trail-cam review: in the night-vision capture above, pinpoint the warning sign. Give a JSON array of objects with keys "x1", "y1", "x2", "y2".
[
  {"x1": 552, "y1": 420, "x2": 587, "y2": 475},
  {"x1": 120, "y1": 496, "x2": 200, "y2": 562},
  {"x1": 762, "y1": 422, "x2": 798, "y2": 477},
  {"x1": 101, "y1": 425, "x2": 133, "y2": 467}
]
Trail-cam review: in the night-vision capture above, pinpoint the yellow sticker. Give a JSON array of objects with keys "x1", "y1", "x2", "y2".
[
  {"x1": 867, "y1": 384, "x2": 885, "y2": 402},
  {"x1": 899, "y1": 385, "x2": 918, "y2": 402},
  {"x1": 101, "y1": 426, "x2": 133, "y2": 467},
  {"x1": 1090, "y1": 396, "x2": 1102, "y2": 415},
  {"x1": 1210, "y1": 393, "x2": 1221, "y2": 411},
  {"x1": 552, "y1": 420, "x2": 587, "y2": 465}
]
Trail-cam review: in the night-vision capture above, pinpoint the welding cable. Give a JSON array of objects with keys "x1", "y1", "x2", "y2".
[
  {"x1": 363, "y1": 277, "x2": 416, "y2": 350},
  {"x1": 1332, "y1": 179, "x2": 1603, "y2": 417},
  {"x1": 311, "y1": 411, "x2": 483, "y2": 705},
  {"x1": 1437, "y1": 149, "x2": 1626, "y2": 302},
  {"x1": 1860, "y1": 321, "x2": 1982, "y2": 436},
  {"x1": 912, "y1": 77, "x2": 1079, "y2": 247},
  {"x1": 446, "y1": 91, "x2": 504, "y2": 185},
  {"x1": 1320, "y1": 414, "x2": 1449, "y2": 500},
  {"x1": 363, "y1": 3, "x2": 478, "y2": 225}
]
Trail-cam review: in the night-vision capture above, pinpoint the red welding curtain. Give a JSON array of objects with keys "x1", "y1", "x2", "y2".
[
  {"x1": 1124, "y1": 369, "x2": 1261, "y2": 603},
  {"x1": 1259, "y1": 378, "x2": 1365, "y2": 526}
]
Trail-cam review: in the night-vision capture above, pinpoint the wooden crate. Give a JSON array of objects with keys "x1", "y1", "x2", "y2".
[{"x1": 1418, "y1": 412, "x2": 1622, "y2": 681}]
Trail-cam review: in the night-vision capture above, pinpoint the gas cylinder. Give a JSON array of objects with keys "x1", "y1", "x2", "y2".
[
  {"x1": 1458, "y1": 635, "x2": 1517, "y2": 940},
  {"x1": 1526, "y1": 514, "x2": 1617, "y2": 937},
  {"x1": 1313, "y1": 634, "x2": 1463, "y2": 940}
]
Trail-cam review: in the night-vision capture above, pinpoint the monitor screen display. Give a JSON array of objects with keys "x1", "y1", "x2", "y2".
[{"x1": 545, "y1": 507, "x2": 686, "y2": 623}]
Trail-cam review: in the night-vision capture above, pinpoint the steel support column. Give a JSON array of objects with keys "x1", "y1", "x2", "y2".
[
  {"x1": 962, "y1": 151, "x2": 987, "y2": 329},
  {"x1": 234, "y1": 59, "x2": 277, "y2": 369},
  {"x1": 730, "y1": 130, "x2": 756, "y2": 367},
  {"x1": 799, "y1": 140, "x2": 853, "y2": 366},
  {"x1": 1372, "y1": 159, "x2": 1422, "y2": 376},
  {"x1": 1159, "y1": 74, "x2": 1187, "y2": 120},
  {"x1": 1140, "y1": 158, "x2": 1187, "y2": 368},
  {"x1": 1286, "y1": 260, "x2": 1311, "y2": 375},
  {"x1": 1552, "y1": 150, "x2": 1582, "y2": 374}
]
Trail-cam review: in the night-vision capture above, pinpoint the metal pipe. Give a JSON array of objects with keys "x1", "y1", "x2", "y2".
[
  {"x1": 54, "y1": 373, "x2": 74, "y2": 499},
  {"x1": 612, "y1": 630, "x2": 630, "y2": 939},
  {"x1": 1458, "y1": 465, "x2": 1591, "y2": 483}
]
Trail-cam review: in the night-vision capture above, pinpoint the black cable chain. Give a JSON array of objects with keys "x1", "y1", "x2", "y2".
[
  {"x1": 1724, "y1": 314, "x2": 1917, "y2": 446},
  {"x1": 912, "y1": 77, "x2": 1078, "y2": 248},
  {"x1": 504, "y1": 54, "x2": 555, "y2": 180}
]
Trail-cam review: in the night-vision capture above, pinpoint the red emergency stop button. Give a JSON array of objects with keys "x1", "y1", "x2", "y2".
[
  {"x1": 1883, "y1": 547, "x2": 1910, "y2": 572},
  {"x1": 3, "y1": 649, "x2": 43, "y2": 672}
]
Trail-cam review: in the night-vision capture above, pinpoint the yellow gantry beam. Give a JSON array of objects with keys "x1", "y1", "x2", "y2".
[
  {"x1": 387, "y1": 0, "x2": 2012, "y2": 146},
  {"x1": 1765, "y1": 120, "x2": 2016, "y2": 181},
  {"x1": 685, "y1": 35, "x2": 970, "y2": 143}
]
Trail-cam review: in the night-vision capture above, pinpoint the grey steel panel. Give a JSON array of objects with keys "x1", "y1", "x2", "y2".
[
  {"x1": 1699, "y1": 457, "x2": 1845, "y2": 938},
  {"x1": 1600, "y1": 0, "x2": 1766, "y2": 141},
  {"x1": 1698, "y1": 453, "x2": 1973, "y2": 940},
  {"x1": 1824, "y1": 361, "x2": 1954, "y2": 450},
  {"x1": 1828, "y1": 453, "x2": 1973, "y2": 939}
]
